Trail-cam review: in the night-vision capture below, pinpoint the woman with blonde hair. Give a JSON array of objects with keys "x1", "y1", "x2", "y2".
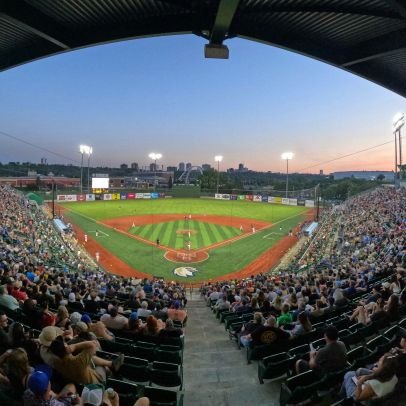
[
  {"x1": 55, "y1": 305, "x2": 70, "y2": 328},
  {"x1": 3, "y1": 347, "x2": 33, "y2": 391}
]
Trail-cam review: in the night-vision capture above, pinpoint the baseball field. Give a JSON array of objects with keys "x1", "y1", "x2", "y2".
[{"x1": 59, "y1": 198, "x2": 310, "y2": 282}]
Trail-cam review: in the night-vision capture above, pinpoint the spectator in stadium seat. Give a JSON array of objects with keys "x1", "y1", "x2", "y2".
[
  {"x1": 288, "y1": 311, "x2": 312, "y2": 337},
  {"x1": 239, "y1": 312, "x2": 265, "y2": 347},
  {"x1": 23, "y1": 370, "x2": 79, "y2": 406},
  {"x1": 249, "y1": 315, "x2": 290, "y2": 347},
  {"x1": 137, "y1": 301, "x2": 152, "y2": 319},
  {"x1": 50, "y1": 336, "x2": 124, "y2": 384},
  {"x1": 0, "y1": 285, "x2": 20, "y2": 311},
  {"x1": 340, "y1": 353, "x2": 398, "y2": 402},
  {"x1": 151, "y1": 303, "x2": 167, "y2": 321},
  {"x1": 100, "y1": 307, "x2": 128, "y2": 330},
  {"x1": 159, "y1": 319, "x2": 183, "y2": 338},
  {"x1": 141, "y1": 316, "x2": 163, "y2": 337},
  {"x1": 127, "y1": 312, "x2": 144, "y2": 334},
  {"x1": 55, "y1": 306, "x2": 70, "y2": 328},
  {"x1": 296, "y1": 325, "x2": 347, "y2": 374},
  {"x1": 81, "y1": 314, "x2": 114, "y2": 341},
  {"x1": 385, "y1": 294, "x2": 400, "y2": 322},
  {"x1": 167, "y1": 301, "x2": 187, "y2": 324},
  {"x1": 214, "y1": 294, "x2": 230, "y2": 311},
  {"x1": 277, "y1": 304, "x2": 292, "y2": 327}
]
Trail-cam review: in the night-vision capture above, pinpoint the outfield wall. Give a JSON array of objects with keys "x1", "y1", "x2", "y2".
[{"x1": 56, "y1": 193, "x2": 315, "y2": 207}]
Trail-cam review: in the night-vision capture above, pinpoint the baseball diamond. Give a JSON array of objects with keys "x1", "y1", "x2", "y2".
[{"x1": 59, "y1": 198, "x2": 311, "y2": 282}]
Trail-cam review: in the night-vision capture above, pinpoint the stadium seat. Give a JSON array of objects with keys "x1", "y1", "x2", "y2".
[
  {"x1": 143, "y1": 386, "x2": 183, "y2": 406},
  {"x1": 148, "y1": 361, "x2": 183, "y2": 390},
  {"x1": 154, "y1": 347, "x2": 183, "y2": 365},
  {"x1": 106, "y1": 378, "x2": 140, "y2": 406},
  {"x1": 279, "y1": 370, "x2": 324, "y2": 406},
  {"x1": 257, "y1": 352, "x2": 294, "y2": 384},
  {"x1": 118, "y1": 356, "x2": 150, "y2": 384},
  {"x1": 339, "y1": 329, "x2": 363, "y2": 350},
  {"x1": 357, "y1": 322, "x2": 378, "y2": 341},
  {"x1": 133, "y1": 341, "x2": 157, "y2": 361},
  {"x1": 365, "y1": 335, "x2": 392, "y2": 356}
]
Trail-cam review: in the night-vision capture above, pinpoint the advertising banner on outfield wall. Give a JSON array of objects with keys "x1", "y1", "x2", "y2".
[
  {"x1": 282, "y1": 198, "x2": 289, "y2": 205},
  {"x1": 246, "y1": 195, "x2": 253, "y2": 201},
  {"x1": 230, "y1": 194, "x2": 237, "y2": 200},
  {"x1": 159, "y1": 193, "x2": 166, "y2": 198},
  {"x1": 253, "y1": 195, "x2": 262, "y2": 202},
  {"x1": 297, "y1": 199, "x2": 305, "y2": 206},
  {"x1": 289, "y1": 198, "x2": 298, "y2": 206},
  {"x1": 268, "y1": 196, "x2": 275, "y2": 203},
  {"x1": 95, "y1": 194, "x2": 102, "y2": 200},
  {"x1": 143, "y1": 193, "x2": 151, "y2": 199},
  {"x1": 238, "y1": 195, "x2": 245, "y2": 200},
  {"x1": 120, "y1": 193, "x2": 127, "y2": 200},
  {"x1": 261, "y1": 196, "x2": 268, "y2": 202},
  {"x1": 274, "y1": 197, "x2": 282, "y2": 204},
  {"x1": 103, "y1": 194, "x2": 112, "y2": 200},
  {"x1": 65, "y1": 195, "x2": 77, "y2": 202},
  {"x1": 151, "y1": 193, "x2": 159, "y2": 199},
  {"x1": 127, "y1": 193, "x2": 135, "y2": 199},
  {"x1": 112, "y1": 193, "x2": 120, "y2": 200},
  {"x1": 215, "y1": 194, "x2": 230, "y2": 200},
  {"x1": 135, "y1": 193, "x2": 144, "y2": 199},
  {"x1": 86, "y1": 194, "x2": 95, "y2": 201},
  {"x1": 77, "y1": 194, "x2": 86, "y2": 201},
  {"x1": 57, "y1": 195, "x2": 65, "y2": 201},
  {"x1": 305, "y1": 200, "x2": 315, "y2": 207}
]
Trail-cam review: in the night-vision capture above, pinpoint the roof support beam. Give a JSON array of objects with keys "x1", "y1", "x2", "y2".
[
  {"x1": 0, "y1": 0, "x2": 71, "y2": 49},
  {"x1": 384, "y1": 0, "x2": 406, "y2": 18},
  {"x1": 341, "y1": 29, "x2": 406, "y2": 67},
  {"x1": 209, "y1": 0, "x2": 240, "y2": 44}
]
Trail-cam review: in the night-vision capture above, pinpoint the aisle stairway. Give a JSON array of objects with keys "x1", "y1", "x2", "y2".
[{"x1": 182, "y1": 292, "x2": 280, "y2": 406}]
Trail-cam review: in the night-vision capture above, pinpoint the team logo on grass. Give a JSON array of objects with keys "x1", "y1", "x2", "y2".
[{"x1": 173, "y1": 267, "x2": 198, "y2": 278}]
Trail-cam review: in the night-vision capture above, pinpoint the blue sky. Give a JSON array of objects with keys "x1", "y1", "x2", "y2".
[{"x1": 0, "y1": 34, "x2": 404, "y2": 173}]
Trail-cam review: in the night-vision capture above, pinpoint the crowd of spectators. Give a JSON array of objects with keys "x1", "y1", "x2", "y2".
[
  {"x1": 0, "y1": 185, "x2": 188, "y2": 405},
  {"x1": 203, "y1": 187, "x2": 406, "y2": 403}
]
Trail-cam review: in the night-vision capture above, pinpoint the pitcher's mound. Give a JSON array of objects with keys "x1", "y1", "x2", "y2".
[{"x1": 165, "y1": 250, "x2": 209, "y2": 263}]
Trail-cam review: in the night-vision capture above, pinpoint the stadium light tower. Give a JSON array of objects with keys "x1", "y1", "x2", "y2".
[
  {"x1": 79, "y1": 144, "x2": 92, "y2": 194},
  {"x1": 393, "y1": 112, "x2": 404, "y2": 182},
  {"x1": 87, "y1": 146, "x2": 93, "y2": 193},
  {"x1": 149, "y1": 152, "x2": 162, "y2": 191},
  {"x1": 214, "y1": 155, "x2": 223, "y2": 193},
  {"x1": 281, "y1": 152, "x2": 294, "y2": 198}
]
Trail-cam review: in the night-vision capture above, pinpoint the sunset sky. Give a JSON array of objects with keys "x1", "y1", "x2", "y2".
[{"x1": 0, "y1": 34, "x2": 404, "y2": 174}]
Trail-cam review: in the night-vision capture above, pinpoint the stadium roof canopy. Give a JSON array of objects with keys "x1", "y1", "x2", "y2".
[{"x1": 1, "y1": 0, "x2": 406, "y2": 96}]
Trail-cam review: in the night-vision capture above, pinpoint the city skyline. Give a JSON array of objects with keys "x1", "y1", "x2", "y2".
[{"x1": 0, "y1": 34, "x2": 404, "y2": 174}]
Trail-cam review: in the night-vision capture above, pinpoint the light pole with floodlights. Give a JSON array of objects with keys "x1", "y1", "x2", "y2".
[
  {"x1": 281, "y1": 152, "x2": 294, "y2": 198},
  {"x1": 149, "y1": 153, "x2": 162, "y2": 191},
  {"x1": 87, "y1": 146, "x2": 93, "y2": 192},
  {"x1": 393, "y1": 113, "x2": 404, "y2": 182},
  {"x1": 79, "y1": 145, "x2": 92, "y2": 194},
  {"x1": 214, "y1": 155, "x2": 223, "y2": 193}
]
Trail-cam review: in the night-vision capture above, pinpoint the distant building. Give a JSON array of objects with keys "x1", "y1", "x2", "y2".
[
  {"x1": 186, "y1": 162, "x2": 192, "y2": 170},
  {"x1": 167, "y1": 166, "x2": 177, "y2": 172},
  {"x1": 333, "y1": 171, "x2": 394, "y2": 181},
  {"x1": 149, "y1": 162, "x2": 157, "y2": 171},
  {"x1": 238, "y1": 163, "x2": 248, "y2": 172},
  {"x1": 202, "y1": 164, "x2": 211, "y2": 171},
  {"x1": 130, "y1": 162, "x2": 139, "y2": 170},
  {"x1": 178, "y1": 162, "x2": 185, "y2": 171},
  {"x1": 320, "y1": 169, "x2": 324, "y2": 176},
  {"x1": 120, "y1": 163, "x2": 128, "y2": 169}
]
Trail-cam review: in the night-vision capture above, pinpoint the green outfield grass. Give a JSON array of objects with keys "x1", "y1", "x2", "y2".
[
  {"x1": 128, "y1": 219, "x2": 242, "y2": 249},
  {"x1": 61, "y1": 198, "x2": 309, "y2": 281}
]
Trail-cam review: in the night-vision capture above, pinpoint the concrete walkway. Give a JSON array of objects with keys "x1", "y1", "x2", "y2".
[{"x1": 182, "y1": 292, "x2": 280, "y2": 406}]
